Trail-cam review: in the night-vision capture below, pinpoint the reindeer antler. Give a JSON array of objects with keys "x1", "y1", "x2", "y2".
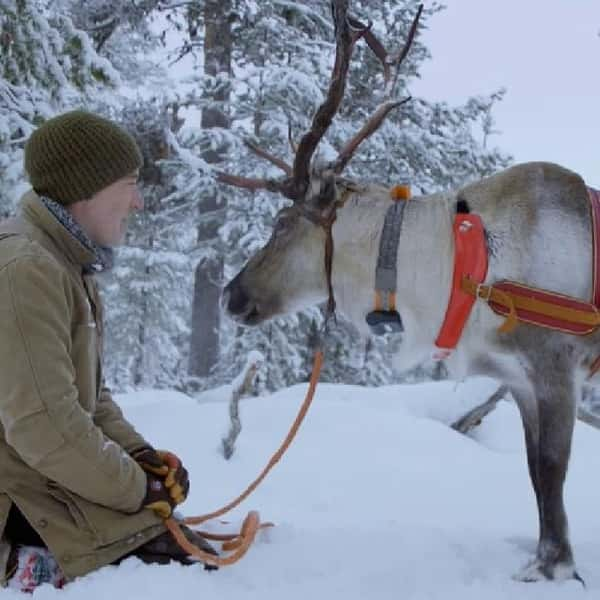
[
  {"x1": 333, "y1": 4, "x2": 423, "y2": 173},
  {"x1": 215, "y1": 1, "x2": 423, "y2": 198},
  {"x1": 243, "y1": 140, "x2": 292, "y2": 177},
  {"x1": 215, "y1": 141, "x2": 291, "y2": 192},
  {"x1": 215, "y1": 171, "x2": 285, "y2": 193},
  {"x1": 288, "y1": 0, "x2": 368, "y2": 199},
  {"x1": 333, "y1": 97, "x2": 412, "y2": 174}
]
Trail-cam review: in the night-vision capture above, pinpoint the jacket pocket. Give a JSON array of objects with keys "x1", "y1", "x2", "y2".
[
  {"x1": 47, "y1": 482, "x2": 159, "y2": 549},
  {"x1": 46, "y1": 482, "x2": 99, "y2": 542}
]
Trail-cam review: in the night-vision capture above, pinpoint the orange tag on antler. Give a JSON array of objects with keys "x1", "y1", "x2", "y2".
[{"x1": 390, "y1": 185, "x2": 411, "y2": 201}]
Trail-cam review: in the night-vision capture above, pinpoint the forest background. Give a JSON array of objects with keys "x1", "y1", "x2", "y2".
[{"x1": 3, "y1": 0, "x2": 590, "y2": 399}]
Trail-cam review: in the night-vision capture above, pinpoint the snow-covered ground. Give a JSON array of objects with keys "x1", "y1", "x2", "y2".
[{"x1": 15, "y1": 377, "x2": 600, "y2": 598}]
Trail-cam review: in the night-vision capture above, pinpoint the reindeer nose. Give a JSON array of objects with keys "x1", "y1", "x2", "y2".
[{"x1": 222, "y1": 277, "x2": 250, "y2": 316}]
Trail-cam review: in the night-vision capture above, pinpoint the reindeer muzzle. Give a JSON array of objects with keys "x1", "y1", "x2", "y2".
[{"x1": 222, "y1": 276, "x2": 260, "y2": 324}]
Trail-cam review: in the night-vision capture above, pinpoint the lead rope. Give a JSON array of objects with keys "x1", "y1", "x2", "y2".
[
  {"x1": 323, "y1": 212, "x2": 338, "y2": 322},
  {"x1": 167, "y1": 204, "x2": 339, "y2": 566},
  {"x1": 164, "y1": 349, "x2": 325, "y2": 567}
]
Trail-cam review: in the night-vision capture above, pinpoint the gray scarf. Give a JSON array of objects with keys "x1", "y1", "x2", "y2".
[{"x1": 40, "y1": 196, "x2": 114, "y2": 273}]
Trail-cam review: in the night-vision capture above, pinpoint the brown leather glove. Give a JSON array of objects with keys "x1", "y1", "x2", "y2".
[
  {"x1": 132, "y1": 447, "x2": 169, "y2": 478},
  {"x1": 133, "y1": 447, "x2": 189, "y2": 506},
  {"x1": 142, "y1": 473, "x2": 177, "y2": 519}
]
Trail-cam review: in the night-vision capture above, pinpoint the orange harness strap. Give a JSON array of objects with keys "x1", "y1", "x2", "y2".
[
  {"x1": 462, "y1": 278, "x2": 600, "y2": 335},
  {"x1": 433, "y1": 214, "x2": 488, "y2": 359}
]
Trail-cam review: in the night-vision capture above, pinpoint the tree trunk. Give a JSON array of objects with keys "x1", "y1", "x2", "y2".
[
  {"x1": 131, "y1": 112, "x2": 167, "y2": 387},
  {"x1": 188, "y1": 0, "x2": 232, "y2": 378},
  {"x1": 133, "y1": 264, "x2": 150, "y2": 387}
]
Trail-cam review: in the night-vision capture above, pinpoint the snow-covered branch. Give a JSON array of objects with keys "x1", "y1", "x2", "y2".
[{"x1": 222, "y1": 351, "x2": 265, "y2": 460}]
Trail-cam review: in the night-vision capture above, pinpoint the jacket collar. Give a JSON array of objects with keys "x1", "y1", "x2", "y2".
[{"x1": 20, "y1": 190, "x2": 97, "y2": 269}]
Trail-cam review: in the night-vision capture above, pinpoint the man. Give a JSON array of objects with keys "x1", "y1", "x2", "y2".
[{"x1": 0, "y1": 111, "x2": 216, "y2": 591}]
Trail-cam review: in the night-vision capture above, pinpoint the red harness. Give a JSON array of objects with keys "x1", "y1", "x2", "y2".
[
  {"x1": 433, "y1": 214, "x2": 487, "y2": 359},
  {"x1": 590, "y1": 187, "x2": 600, "y2": 305},
  {"x1": 433, "y1": 187, "x2": 600, "y2": 359}
]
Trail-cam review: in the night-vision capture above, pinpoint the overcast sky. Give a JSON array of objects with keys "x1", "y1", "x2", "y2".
[{"x1": 411, "y1": 0, "x2": 600, "y2": 187}]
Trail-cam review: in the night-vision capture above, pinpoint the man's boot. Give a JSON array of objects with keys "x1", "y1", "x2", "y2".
[{"x1": 130, "y1": 524, "x2": 219, "y2": 570}]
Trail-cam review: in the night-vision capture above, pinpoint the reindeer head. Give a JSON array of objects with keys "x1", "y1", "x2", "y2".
[{"x1": 221, "y1": 1, "x2": 422, "y2": 326}]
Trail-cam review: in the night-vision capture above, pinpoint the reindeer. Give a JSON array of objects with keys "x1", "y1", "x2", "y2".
[{"x1": 220, "y1": 0, "x2": 598, "y2": 582}]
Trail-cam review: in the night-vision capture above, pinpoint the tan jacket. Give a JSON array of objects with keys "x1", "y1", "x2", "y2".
[{"x1": 0, "y1": 191, "x2": 164, "y2": 582}]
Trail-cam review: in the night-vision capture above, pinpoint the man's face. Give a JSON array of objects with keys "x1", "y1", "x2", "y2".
[{"x1": 67, "y1": 171, "x2": 143, "y2": 247}]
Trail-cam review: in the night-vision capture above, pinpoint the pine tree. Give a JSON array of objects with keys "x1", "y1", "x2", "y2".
[
  {"x1": 99, "y1": 100, "x2": 196, "y2": 391},
  {"x1": 188, "y1": 0, "x2": 233, "y2": 380},
  {"x1": 0, "y1": 0, "x2": 118, "y2": 216},
  {"x1": 65, "y1": 0, "x2": 168, "y2": 91}
]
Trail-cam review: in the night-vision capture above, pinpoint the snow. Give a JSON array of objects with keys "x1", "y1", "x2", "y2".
[{"x1": 15, "y1": 377, "x2": 600, "y2": 598}]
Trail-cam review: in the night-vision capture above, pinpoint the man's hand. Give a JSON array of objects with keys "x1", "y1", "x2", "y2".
[
  {"x1": 158, "y1": 451, "x2": 189, "y2": 505},
  {"x1": 132, "y1": 447, "x2": 169, "y2": 477},
  {"x1": 142, "y1": 473, "x2": 177, "y2": 519},
  {"x1": 133, "y1": 447, "x2": 190, "y2": 506}
]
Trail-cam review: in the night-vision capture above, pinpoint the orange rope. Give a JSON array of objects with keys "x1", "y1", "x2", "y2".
[
  {"x1": 165, "y1": 349, "x2": 324, "y2": 567},
  {"x1": 165, "y1": 512, "x2": 261, "y2": 567}
]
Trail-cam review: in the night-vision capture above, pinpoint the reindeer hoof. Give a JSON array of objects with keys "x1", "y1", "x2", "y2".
[
  {"x1": 513, "y1": 558, "x2": 582, "y2": 584},
  {"x1": 513, "y1": 559, "x2": 548, "y2": 582}
]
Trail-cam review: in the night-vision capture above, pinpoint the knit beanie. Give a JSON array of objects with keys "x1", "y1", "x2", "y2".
[{"x1": 24, "y1": 110, "x2": 143, "y2": 205}]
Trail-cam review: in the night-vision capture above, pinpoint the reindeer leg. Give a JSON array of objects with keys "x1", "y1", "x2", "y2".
[
  {"x1": 510, "y1": 387, "x2": 542, "y2": 538},
  {"x1": 469, "y1": 355, "x2": 544, "y2": 545},
  {"x1": 513, "y1": 359, "x2": 580, "y2": 582}
]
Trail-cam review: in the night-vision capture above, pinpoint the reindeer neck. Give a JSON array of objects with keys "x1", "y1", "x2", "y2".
[
  {"x1": 329, "y1": 185, "x2": 391, "y2": 329},
  {"x1": 397, "y1": 193, "x2": 455, "y2": 351},
  {"x1": 331, "y1": 187, "x2": 455, "y2": 355}
]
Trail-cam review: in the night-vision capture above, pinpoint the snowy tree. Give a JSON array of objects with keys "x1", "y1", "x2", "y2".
[
  {"x1": 65, "y1": 0, "x2": 169, "y2": 90},
  {"x1": 0, "y1": 0, "x2": 119, "y2": 216},
  {"x1": 187, "y1": 0, "x2": 233, "y2": 380},
  {"x1": 100, "y1": 100, "x2": 196, "y2": 391}
]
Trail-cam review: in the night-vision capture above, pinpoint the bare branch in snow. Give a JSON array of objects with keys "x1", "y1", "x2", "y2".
[
  {"x1": 222, "y1": 351, "x2": 265, "y2": 460},
  {"x1": 451, "y1": 385, "x2": 508, "y2": 434}
]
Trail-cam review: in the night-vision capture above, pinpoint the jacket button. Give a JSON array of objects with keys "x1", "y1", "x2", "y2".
[{"x1": 38, "y1": 518, "x2": 48, "y2": 528}]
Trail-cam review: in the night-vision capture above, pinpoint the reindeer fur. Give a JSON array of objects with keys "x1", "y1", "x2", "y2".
[{"x1": 224, "y1": 161, "x2": 598, "y2": 581}]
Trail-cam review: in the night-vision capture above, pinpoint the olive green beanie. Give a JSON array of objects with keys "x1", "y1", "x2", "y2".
[{"x1": 24, "y1": 110, "x2": 143, "y2": 205}]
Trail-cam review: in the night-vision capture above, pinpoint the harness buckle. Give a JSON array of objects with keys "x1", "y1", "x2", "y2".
[
  {"x1": 365, "y1": 310, "x2": 404, "y2": 335},
  {"x1": 476, "y1": 283, "x2": 492, "y2": 302}
]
